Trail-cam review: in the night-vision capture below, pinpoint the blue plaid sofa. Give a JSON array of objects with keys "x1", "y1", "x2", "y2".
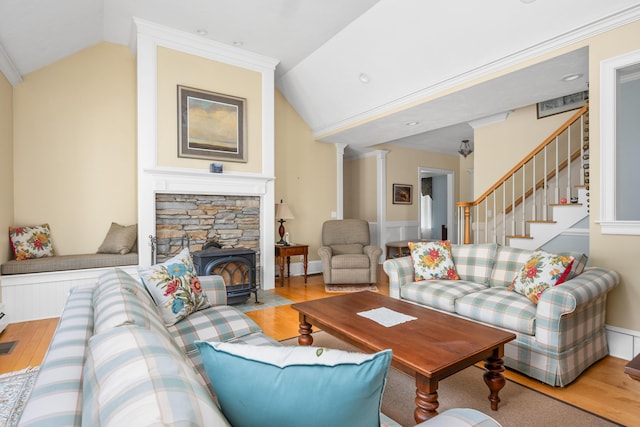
[
  {"x1": 17, "y1": 267, "x2": 499, "y2": 427},
  {"x1": 383, "y1": 243, "x2": 620, "y2": 387}
]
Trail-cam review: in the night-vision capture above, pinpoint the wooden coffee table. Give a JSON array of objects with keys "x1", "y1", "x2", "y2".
[{"x1": 291, "y1": 292, "x2": 516, "y2": 423}]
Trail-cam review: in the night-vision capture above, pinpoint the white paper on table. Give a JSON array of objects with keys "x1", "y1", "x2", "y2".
[{"x1": 356, "y1": 307, "x2": 417, "y2": 327}]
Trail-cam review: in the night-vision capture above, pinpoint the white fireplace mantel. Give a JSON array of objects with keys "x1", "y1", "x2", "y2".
[{"x1": 146, "y1": 167, "x2": 274, "y2": 196}]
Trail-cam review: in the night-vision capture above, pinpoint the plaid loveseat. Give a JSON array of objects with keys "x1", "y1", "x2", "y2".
[
  {"x1": 383, "y1": 243, "x2": 620, "y2": 387},
  {"x1": 19, "y1": 268, "x2": 495, "y2": 427}
]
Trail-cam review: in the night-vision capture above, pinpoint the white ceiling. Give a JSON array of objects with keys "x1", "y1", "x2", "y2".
[{"x1": 1, "y1": 0, "x2": 639, "y2": 156}]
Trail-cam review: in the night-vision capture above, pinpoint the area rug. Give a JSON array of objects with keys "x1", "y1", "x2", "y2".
[
  {"x1": 281, "y1": 332, "x2": 620, "y2": 427},
  {"x1": 0, "y1": 367, "x2": 39, "y2": 427},
  {"x1": 232, "y1": 290, "x2": 293, "y2": 313},
  {"x1": 324, "y1": 284, "x2": 378, "y2": 293}
]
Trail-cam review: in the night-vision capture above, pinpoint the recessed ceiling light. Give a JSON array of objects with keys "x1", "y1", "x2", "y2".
[
  {"x1": 196, "y1": 29, "x2": 208, "y2": 36},
  {"x1": 406, "y1": 121, "x2": 419, "y2": 126},
  {"x1": 358, "y1": 73, "x2": 371, "y2": 84},
  {"x1": 561, "y1": 73, "x2": 583, "y2": 82}
]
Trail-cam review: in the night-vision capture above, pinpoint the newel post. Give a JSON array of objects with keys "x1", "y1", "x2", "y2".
[{"x1": 463, "y1": 206, "x2": 471, "y2": 244}]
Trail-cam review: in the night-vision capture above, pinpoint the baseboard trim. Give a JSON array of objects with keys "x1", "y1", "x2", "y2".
[{"x1": 606, "y1": 325, "x2": 640, "y2": 360}]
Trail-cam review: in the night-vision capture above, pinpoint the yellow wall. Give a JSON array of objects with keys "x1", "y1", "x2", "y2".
[
  {"x1": 274, "y1": 90, "x2": 336, "y2": 261},
  {"x1": 378, "y1": 145, "x2": 460, "y2": 222},
  {"x1": 474, "y1": 105, "x2": 576, "y2": 197},
  {"x1": 587, "y1": 20, "x2": 640, "y2": 331},
  {"x1": 157, "y1": 47, "x2": 262, "y2": 173},
  {"x1": 0, "y1": 72, "x2": 13, "y2": 263},
  {"x1": 344, "y1": 154, "x2": 377, "y2": 221},
  {"x1": 12, "y1": 42, "x2": 137, "y2": 255}
]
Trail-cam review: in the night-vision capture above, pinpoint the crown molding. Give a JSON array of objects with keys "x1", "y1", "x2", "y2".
[
  {"x1": 0, "y1": 42, "x2": 22, "y2": 86},
  {"x1": 313, "y1": 4, "x2": 640, "y2": 139}
]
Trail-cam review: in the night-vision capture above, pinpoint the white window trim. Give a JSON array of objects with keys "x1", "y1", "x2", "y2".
[{"x1": 599, "y1": 48, "x2": 640, "y2": 235}]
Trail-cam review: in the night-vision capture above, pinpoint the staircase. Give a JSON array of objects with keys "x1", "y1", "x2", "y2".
[{"x1": 457, "y1": 104, "x2": 589, "y2": 248}]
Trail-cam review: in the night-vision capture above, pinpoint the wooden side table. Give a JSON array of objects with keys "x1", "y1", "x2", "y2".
[
  {"x1": 275, "y1": 244, "x2": 308, "y2": 286},
  {"x1": 624, "y1": 353, "x2": 640, "y2": 381}
]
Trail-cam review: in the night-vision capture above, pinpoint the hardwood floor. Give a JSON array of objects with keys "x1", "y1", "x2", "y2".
[{"x1": 1, "y1": 268, "x2": 639, "y2": 425}]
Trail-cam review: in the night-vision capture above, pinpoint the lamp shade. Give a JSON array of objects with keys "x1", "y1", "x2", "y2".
[{"x1": 275, "y1": 202, "x2": 294, "y2": 220}]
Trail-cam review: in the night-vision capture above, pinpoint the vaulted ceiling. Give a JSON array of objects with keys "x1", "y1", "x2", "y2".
[{"x1": 2, "y1": 0, "x2": 639, "y2": 155}]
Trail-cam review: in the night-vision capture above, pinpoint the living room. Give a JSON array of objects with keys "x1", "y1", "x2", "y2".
[{"x1": 1, "y1": 1, "x2": 640, "y2": 424}]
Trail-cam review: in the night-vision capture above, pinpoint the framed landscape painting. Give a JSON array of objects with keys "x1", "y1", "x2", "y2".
[
  {"x1": 393, "y1": 184, "x2": 413, "y2": 204},
  {"x1": 178, "y1": 85, "x2": 247, "y2": 162}
]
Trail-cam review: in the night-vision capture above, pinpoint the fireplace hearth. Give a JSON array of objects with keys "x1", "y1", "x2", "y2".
[{"x1": 191, "y1": 247, "x2": 258, "y2": 305}]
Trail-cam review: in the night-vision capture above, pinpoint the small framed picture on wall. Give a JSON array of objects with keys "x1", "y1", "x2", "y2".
[{"x1": 392, "y1": 184, "x2": 413, "y2": 205}]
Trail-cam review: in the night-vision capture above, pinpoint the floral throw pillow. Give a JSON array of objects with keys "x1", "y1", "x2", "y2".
[
  {"x1": 9, "y1": 224, "x2": 55, "y2": 260},
  {"x1": 138, "y1": 248, "x2": 210, "y2": 326},
  {"x1": 509, "y1": 250, "x2": 575, "y2": 304},
  {"x1": 409, "y1": 240, "x2": 460, "y2": 281}
]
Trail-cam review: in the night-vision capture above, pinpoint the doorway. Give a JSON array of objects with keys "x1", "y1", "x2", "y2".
[{"x1": 418, "y1": 167, "x2": 455, "y2": 242}]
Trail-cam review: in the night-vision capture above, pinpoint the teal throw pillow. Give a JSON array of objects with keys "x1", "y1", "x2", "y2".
[{"x1": 195, "y1": 341, "x2": 392, "y2": 427}]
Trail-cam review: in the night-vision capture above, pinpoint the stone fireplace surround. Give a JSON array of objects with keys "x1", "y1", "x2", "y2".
[{"x1": 138, "y1": 167, "x2": 276, "y2": 290}]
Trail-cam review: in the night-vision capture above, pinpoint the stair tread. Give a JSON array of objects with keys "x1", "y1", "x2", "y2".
[
  {"x1": 550, "y1": 203, "x2": 583, "y2": 207},
  {"x1": 506, "y1": 235, "x2": 533, "y2": 239},
  {"x1": 527, "y1": 220, "x2": 556, "y2": 223}
]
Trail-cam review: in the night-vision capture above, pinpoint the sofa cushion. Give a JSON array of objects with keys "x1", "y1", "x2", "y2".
[
  {"x1": 489, "y1": 246, "x2": 534, "y2": 288},
  {"x1": 451, "y1": 243, "x2": 498, "y2": 284},
  {"x1": 331, "y1": 253, "x2": 370, "y2": 269},
  {"x1": 9, "y1": 223, "x2": 55, "y2": 260},
  {"x1": 510, "y1": 250, "x2": 575, "y2": 304},
  {"x1": 167, "y1": 305, "x2": 263, "y2": 356},
  {"x1": 93, "y1": 268, "x2": 155, "y2": 309},
  {"x1": 195, "y1": 341, "x2": 392, "y2": 427},
  {"x1": 83, "y1": 325, "x2": 229, "y2": 427},
  {"x1": 138, "y1": 248, "x2": 210, "y2": 326},
  {"x1": 93, "y1": 270, "x2": 177, "y2": 348},
  {"x1": 409, "y1": 240, "x2": 460, "y2": 280},
  {"x1": 97, "y1": 222, "x2": 138, "y2": 255},
  {"x1": 401, "y1": 280, "x2": 488, "y2": 313},
  {"x1": 455, "y1": 288, "x2": 537, "y2": 335},
  {"x1": 557, "y1": 251, "x2": 588, "y2": 279}
]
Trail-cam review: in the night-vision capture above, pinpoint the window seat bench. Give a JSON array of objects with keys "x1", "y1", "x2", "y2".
[{"x1": 0, "y1": 253, "x2": 139, "y2": 323}]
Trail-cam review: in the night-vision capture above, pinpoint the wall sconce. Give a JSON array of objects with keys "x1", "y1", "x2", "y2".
[
  {"x1": 275, "y1": 200, "x2": 294, "y2": 246},
  {"x1": 458, "y1": 139, "x2": 473, "y2": 158}
]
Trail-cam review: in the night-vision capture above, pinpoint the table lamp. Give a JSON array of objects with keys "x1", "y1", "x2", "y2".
[{"x1": 275, "y1": 200, "x2": 294, "y2": 245}]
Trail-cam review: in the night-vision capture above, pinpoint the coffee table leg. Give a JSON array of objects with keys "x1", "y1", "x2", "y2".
[
  {"x1": 483, "y1": 348, "x2": 506, "y2": 411},
  {"x1": 298, "y1": 315, "x2": 313, "y2": 346},
  {"x1": 414, "y1": 374, "x2": 439, "y2": 422}
]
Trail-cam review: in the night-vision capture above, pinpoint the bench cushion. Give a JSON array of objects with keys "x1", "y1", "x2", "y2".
[{"x1": 0, "y1": 253, "x2": 138, "y2": 275}]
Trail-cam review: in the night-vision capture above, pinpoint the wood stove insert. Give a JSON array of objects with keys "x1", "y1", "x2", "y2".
[{"x1": 191, "y1": 247, "x2": 259, "y2": 305}]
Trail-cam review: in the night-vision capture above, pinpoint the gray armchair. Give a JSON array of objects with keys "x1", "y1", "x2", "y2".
[{"x1": 318, "y1": 219, "x2": 382, "y2": 285}]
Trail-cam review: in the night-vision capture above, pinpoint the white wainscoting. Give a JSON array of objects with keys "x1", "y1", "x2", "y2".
[
  {"x1": 384, "y1": 221, "x2": 420, "y2": 243},
  {"x1": 1, "y1": 266, "x2": 139, "y2": 323}
]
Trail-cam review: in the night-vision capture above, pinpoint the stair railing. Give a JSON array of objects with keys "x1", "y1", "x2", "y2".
[{"x1": 457, "y1": 104, "x2": 589, "y2": 245}]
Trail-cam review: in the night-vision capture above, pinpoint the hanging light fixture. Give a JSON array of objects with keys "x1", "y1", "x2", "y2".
[{"x1": 458, "y1": 139, "x2": 473, "y2": 158}]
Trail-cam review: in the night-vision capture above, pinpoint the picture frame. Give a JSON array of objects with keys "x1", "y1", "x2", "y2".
[
  {"x1": 537, "y1": 90, "x2": 589, "y2": 119},
  {"x1": 393, "y1": 184, "x2": 413, "y2": 205},
  {"x1": 178, "y1": 85, "x2": 247, "y2": 162}
]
